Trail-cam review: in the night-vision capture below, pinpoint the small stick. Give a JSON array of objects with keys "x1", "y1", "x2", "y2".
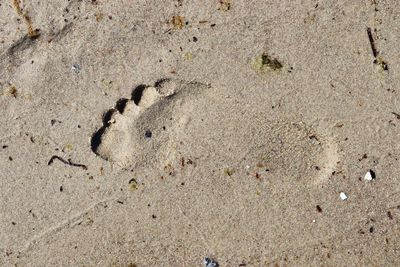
[
  {"x1": 48, "y1": 155, "x2": 88, "y2": 170},
  {"x1": 392, "y1": 112, "x2": 400, "y2": 120},
  {"x1": 367, "y1": 27, "x2": 378, "y2": 58}
]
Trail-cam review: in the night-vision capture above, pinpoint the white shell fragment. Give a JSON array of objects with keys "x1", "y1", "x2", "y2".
[
  {"x1": 364, "y1": 170, "x2": 375, "y2": 181},
  {"x1": 339, "y1": 192, "x2": 348, "y2": 200}
]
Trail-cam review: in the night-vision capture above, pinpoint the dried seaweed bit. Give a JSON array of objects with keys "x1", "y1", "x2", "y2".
[
  {"x1": 366, "y1": 28, "x2": 389, "y2": 71},
  {"x1": 392, "y1": 112, "x2": 400, "y2": 120},
  {"x1": 204, "y1": 257, "x2": 219, "y2": 267},
  {"x1": 375, "y1": 56, "x2": 389, "y2": 71},
  {"x1": 24, "y1": 13, "x2": 40, "y2": 39},
  {"x1": 223, "y1": 168, "x2": 234, "y2": 176},
  {"x1": 7, "y1": 85, "x2": 18, "y2": 98},
  {"x1": 47, "y1": 155, "x2": 88, "y2": 170},
  {"x1": 218, "y1": 0, "x2": 231, "y2": 11},
  {"x1": 95, "y1": 12, "x2": 104, "y2": 22},
  {"x1": 12, "y1": 0, "x2": 40, "y2": 39},
  {"x1": 261, "y1": 53, "x2": 283, "y2": 70},
  {"x1": 171, "y1": 15, "x2": 185, "y2": 29},
  {"x1": 251, "y1": 53, "x2": 283, "y2": 72},
  {"x1": 181, "y1": 157, "x2": 185, "y2": 167},
  {"x1": 128, "y1": 178, "x2": 138, "y2": 191}
]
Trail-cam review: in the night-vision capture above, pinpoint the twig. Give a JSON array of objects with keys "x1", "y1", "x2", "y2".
[
  {"x1": 367, "y1": 27, "x2": 378, "y2": 58},
  {"x1": 48, "y1": 155, "x2": 88, "y2": 170}
]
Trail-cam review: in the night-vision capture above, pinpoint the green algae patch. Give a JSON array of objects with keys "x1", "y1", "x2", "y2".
[
  {"x1": 183, "y1": 52, "x2": 193, "y2": 61},
  {"x1": 251, "y1": 53, "x2": 283, "y2": 72}
]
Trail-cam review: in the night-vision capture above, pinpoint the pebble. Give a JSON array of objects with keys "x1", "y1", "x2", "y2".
[
  {"x1": 72, "y1": 63, "x2": 81, "y2": 73},
  {"x1": 364, "y1": 170, "x2": 376, "y2": 181},
  {"x1": 204, "y1": 257, "x2": 219, "y2": 267}
]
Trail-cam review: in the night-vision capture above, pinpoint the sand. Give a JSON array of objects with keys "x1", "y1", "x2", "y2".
[{"x1": 1, "y1": 0, "x2": 400, "y2": 266}]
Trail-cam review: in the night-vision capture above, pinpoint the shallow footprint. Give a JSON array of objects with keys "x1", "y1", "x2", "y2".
[
  {"x1": 92, "y1": 78, "x2": 337, "y2": 184},
  {"x1": 91, "y1": 79, "x2": 211, "y2": 167}
]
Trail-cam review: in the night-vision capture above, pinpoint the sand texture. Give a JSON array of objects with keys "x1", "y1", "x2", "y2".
[{"x1": 1, "y1": 0, "x2": 400, "y2": 266}]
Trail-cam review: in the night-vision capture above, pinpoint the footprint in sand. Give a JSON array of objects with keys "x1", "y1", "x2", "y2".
[
  {"x1": 91, "y1": 79, "x2": 338, "y2": 185},
  {"x1": 90, "y1": 79, "x2": 341, "y2": 262}
]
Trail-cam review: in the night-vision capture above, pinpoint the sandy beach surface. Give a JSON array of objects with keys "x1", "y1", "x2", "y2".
[{"x1": 1, "y1": 0, "x2": 400, "y2": 266}]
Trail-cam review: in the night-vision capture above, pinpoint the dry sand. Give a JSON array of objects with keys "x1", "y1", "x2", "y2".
[{"x1": 1, "y1": 0, "x2": 400, "y2": 266}]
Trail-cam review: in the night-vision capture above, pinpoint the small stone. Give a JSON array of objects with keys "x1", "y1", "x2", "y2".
[
  {"x1": 204, "y1": 257, "x2": 219, "y2": 267},
  {"x1": 72, "y1": 64, "x2": 81, "y2": 73},
  {"x1": 339, "y1": 192, "x2": 348, "y2": 200},
  {"x1": 364, "y1": 170, "x2": 376, "y2": 181},
  {"x1": 144, "y1": 130, "x2": 152, "y2": 138}
]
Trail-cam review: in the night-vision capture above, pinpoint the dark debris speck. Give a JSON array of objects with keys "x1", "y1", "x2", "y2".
[
  {"x1": 387, "y1": 211, "x2": 393, "y2": 220},
  {"x1": 316, "y1": 205, "x2": 322, "y2": 213},
  {"x1": 145, "y1": 130, "x2": 152, "y2": 138}
]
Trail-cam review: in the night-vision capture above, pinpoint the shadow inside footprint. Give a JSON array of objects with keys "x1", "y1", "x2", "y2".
[
  {"x1": 131, "y1": 84, "x2": 147, "y2": 105},
  {"x1": 91, "y1": 83, "x2": 149, "y2": 155}
]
